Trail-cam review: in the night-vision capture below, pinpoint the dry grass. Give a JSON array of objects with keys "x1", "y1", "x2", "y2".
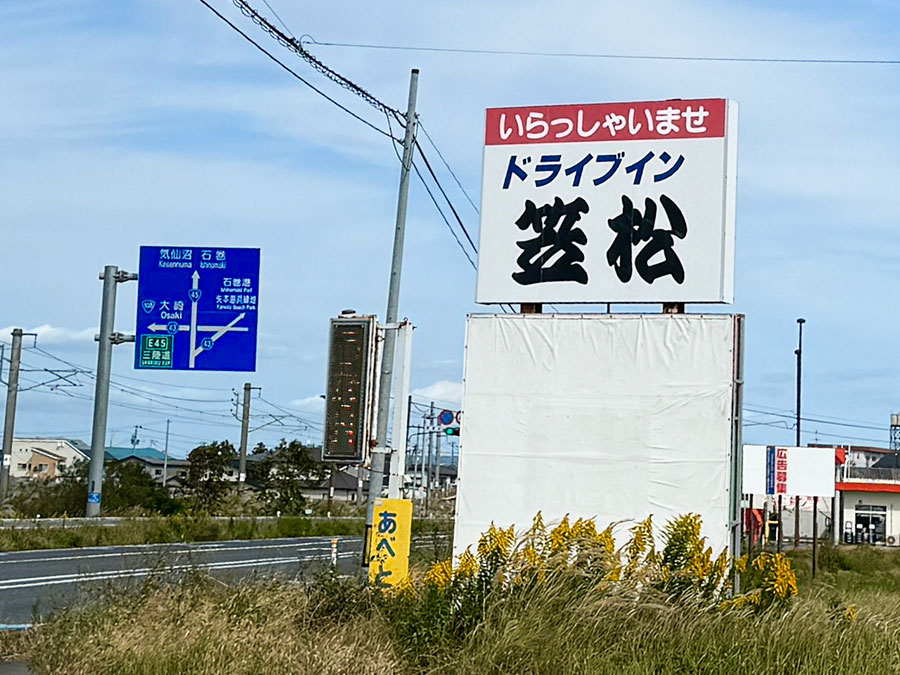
[
  {"x1": 6, "y1": 543, "x2": 900, "y2": 674},
  {"x1": 12, "y1": 578, "x2": 399, "y2": 675}
]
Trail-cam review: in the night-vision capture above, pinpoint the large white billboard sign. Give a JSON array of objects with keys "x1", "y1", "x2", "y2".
[
  {"x1": 454, "y1": 314, "x2": 743, "y2": 556},
  {"x1": 476, "y1": 99, "x2": 738, "y2": 304},
  {"x1": 742, "y1": 445, "x2": 835, "y2": 498}
]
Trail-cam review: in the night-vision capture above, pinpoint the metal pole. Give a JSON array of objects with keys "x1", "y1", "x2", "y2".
[
  {"x1": 812, "y1": 495, "x2": 819, "y2": 578},
  {"x1": 425, "y1": 402, "x2": 434, "y2": 516},
  {"x1": 833, "y1": 464, "x2": 841, "y2": 546},
  {"x1": 777, "y1": 495, "x2": 783, "y2": 553},
  {"x1": 434, "y1": 426, "x2": 442, "y2": 499},
  {"x1": 238, "y1": 382, "x2": 251, "y2": 488},
  {"x1": 366, "y1": 69, "x2": 420, "y2": 534},
  {"x1": 0, "y1": 329, "x2": 24, "y2": 501},
  {"x1": 794, "y1": 317, "x2": 805, "y2": 547},
  {"x1": 162, "y1": 419, "x2": 170, "y2": 489},
  {"x1": 747, "y1": 494, "x2": 753, "y2": 559},
  {"x1": 327, "y1": 466, "x2": 335, "y2": 515},
  {"x1": 86, "y1": 266, "x2": 120, "y2": 517}
]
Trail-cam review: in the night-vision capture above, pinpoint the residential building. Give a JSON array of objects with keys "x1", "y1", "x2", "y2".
[
  {"x1": 300, "y1": 467, "x2": 367, "y2": 503},
  {"x1": 9, "y1": 438, "x2": 89, "y2": 480},
  {"x1": 105, "y1": 446, "x2": 189, "y2": 491}
]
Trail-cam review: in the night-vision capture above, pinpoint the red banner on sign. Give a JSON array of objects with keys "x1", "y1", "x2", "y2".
[{"x1": 485, "y1": 99, "x2": 726, "y2": 145}]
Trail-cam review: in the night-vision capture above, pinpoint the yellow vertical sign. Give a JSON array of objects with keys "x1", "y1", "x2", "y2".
[{"x1": 368, "y1": 498, "x2": 413, "y2": 588}]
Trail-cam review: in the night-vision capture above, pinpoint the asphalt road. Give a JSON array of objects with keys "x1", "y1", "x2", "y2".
[{"x1": 0, "y1": 536, "x2": 364, "y2": 626}]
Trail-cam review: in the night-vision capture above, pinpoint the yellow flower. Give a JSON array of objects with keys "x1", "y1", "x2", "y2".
[
  {"x1": 549, "y1": 515, "x2": 573, "y2": 554},
  {"x1": 425, "y1": 559, "x2": 452, "y2": 589},
  {"x1": 456, "y1": 549, "x2": 479, "y2": 579}
]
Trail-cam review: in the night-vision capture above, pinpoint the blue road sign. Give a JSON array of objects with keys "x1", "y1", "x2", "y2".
[{"x1": 135, "y1": 246, "x2": 260, "y2": 371}]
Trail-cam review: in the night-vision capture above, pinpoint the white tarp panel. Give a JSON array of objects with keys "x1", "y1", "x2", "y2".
[
  {"x1": 454, "y1": 313, "x2": 740, "y2": 557},
  {"x1": 742, "y1": 445, "x2": 835, "y2": 498}
]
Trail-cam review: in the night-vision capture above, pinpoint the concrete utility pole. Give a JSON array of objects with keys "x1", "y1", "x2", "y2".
[
  {"x1": 238, "y1": 382, "x2": 251, "y2": 488},
  {"x1": 86, "y1": 265, "x2": 136, "y2": 517},
  {"x1": 0, "y1": 329, "x2": 24, "y2": 501},
  {"x1": 162, "y1": 419, "x2": 170, "y2": 490},
  {"x1": 366, "y1": 69, "x2": 420, "y2": 536}
]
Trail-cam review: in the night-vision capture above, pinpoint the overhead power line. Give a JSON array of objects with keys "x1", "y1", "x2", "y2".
[
  {"x1": 419, "y1": 122, "x2": 480, "y2": 215},
  {"x1": 412, "y1": 162, "x2": 476, "y2": 270},
  {"x1": 231, "y1": 0, "x2": 402, "y2": 116},
  {"x1": 743, "y1": 406, "x2": 886, "y2": 432},
  {"x1": 303, "y1": 37, "x2": 900, "y2": 66},
  {"x1": 414, "y1": 140, "x2": 478, "y2": 254},
  {"x1": 195, "y1": 0, "x2": 398, "y2": 139}
]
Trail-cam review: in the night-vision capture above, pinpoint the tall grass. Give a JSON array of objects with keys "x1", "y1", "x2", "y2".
[
  {"x1": 5, "y1": 521, "x2": 900, "y2": 674},
  {"x1": 4, "y1": 562, "x2": 900, "y2": 675}
]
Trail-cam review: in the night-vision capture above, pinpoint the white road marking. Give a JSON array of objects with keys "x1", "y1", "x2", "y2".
[
  {"x1": 0, "y1": 555, "x2": 317, "y2": 591},
  {"x1": 0, "y1": 539, "x2": 346, "y2": 567}
]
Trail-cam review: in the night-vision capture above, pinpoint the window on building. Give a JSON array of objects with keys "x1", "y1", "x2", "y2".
[
  {"x1": 154, "y1": 469, "x2": 162, "y2": 476},
  {"x1": 16, "y1": 463, "x2": 27, "y2": 471}
]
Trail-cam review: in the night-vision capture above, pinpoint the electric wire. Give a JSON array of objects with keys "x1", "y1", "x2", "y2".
[
  {"x1": 419, "y1": 122, "x2": 479, "y2": 215},
  {"x1": 195, "y1": 0, "x2": 399, "y2": 140},
  {"x1": 231, "y1": 0, "x2": 402, "y2": 116},
  {"x1": 302, "y1": 37, "x2": 900, "y2": 66},
  {"x1": 412, "y1": 161, "x2": 477, "y2": 270},
  {"x1": 415, "y1": 139, "x2": 478, "y2": 255},
  {"x1": 743, "y1": 406, "x2": 886, "y2": 432},
  {"x1": 259, "y1": 0, "x2": 292, "y2": 37}
]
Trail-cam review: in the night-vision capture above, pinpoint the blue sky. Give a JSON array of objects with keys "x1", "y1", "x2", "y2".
[{"x1": 1, "y1": 0, "x2": 898, "y2": 457}]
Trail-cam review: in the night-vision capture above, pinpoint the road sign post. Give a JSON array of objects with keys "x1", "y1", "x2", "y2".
[
  {"x1": 87, "y1": 266, "x2": 137, "y2": 517},
  {"x1": 135, "y1": 247, "x2": 260, "y2": 372}
]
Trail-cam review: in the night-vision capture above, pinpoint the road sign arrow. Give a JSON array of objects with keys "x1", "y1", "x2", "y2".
[{"x1": 189, "y1": 270, "x2": 201, "y2": 369}]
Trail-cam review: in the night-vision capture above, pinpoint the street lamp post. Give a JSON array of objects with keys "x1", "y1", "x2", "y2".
[{"x1": 794, "y1": 318, "x2": 805, "y2": 549}]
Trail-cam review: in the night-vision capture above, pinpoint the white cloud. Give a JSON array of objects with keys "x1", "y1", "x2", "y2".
[
  {"x1": 0, "y1": 324, "x2": 95, "y2": 346},
  {"x1": 287, "y1": 395, "x2": 326, "y2": 413},
  {"x1": 412, "y1": 380, "x2": 462, "y2": 406}
]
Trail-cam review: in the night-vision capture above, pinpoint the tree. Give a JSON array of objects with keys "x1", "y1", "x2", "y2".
[
  {"x1": 10, "y1": 460, "x2": 179, "y2": 517},
  {"x1": 251, "y1": 439, "x2": 326, "y2": 515},
  {"x1": 103, "y1": 461, "x2": 181, "y2": 515},
  {"x1": 186, "y1": 441, "x2": 237, "y2": 512}
]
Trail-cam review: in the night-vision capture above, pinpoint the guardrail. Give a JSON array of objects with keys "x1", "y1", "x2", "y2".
[{"x1": 0, "y1": 515, "x2": 454, "y2": 530}]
